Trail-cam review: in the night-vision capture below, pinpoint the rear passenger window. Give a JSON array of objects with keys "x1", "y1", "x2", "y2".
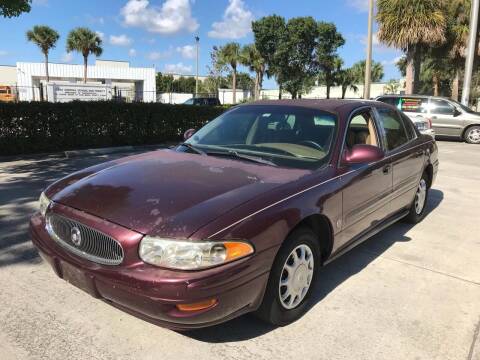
[
  {"x1": 399, "y1": 97, "x2": 428, "y2": 113},
  {"x1": 430, "y1": 99, "x2": 455, "y2": 115},
  {"x1": 378, "y1": 97, "x2": 400, "y2": 107},
  {"x1": 377, "y1": 108, "x2": 410, "y2": 151}
]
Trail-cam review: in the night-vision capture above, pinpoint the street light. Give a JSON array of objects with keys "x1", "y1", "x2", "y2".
[
  {"x1": 364, "y1": 0, "x2": 374, "y2": 99},
  {"x1": 195, "y1": 35, "x2": 200, "y2": 96},
  {"x1": 461, "y1": 0, "x2": 480, "y2": 106}
]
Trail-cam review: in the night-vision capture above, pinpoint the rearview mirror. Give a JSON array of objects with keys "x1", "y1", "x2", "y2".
[
  {"x1": 453, "y1": 108, "x2": 462, "y2": 117},
  {"x1": 183, "y1": 128, "x2": 196, "y2": 141},
  {"x1": 342, "y1": 144, "x2": 385, "y2": 165}
]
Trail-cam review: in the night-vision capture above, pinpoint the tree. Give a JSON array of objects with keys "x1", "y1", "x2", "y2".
[
  {"x1": 252, "y1": 15, "x2": 287, "y2": 98},
  {"x1": 215, "y1": 42, "x2": 241, "y2": 104},
  {"x1": 240, "y1": 44, "x2": 265, "y2": 100},
  {"x1": 336, "y1": 63, "x2": 359, "y2": 99},
  {"x1": 316, "y1": 22, "x2": 345, "y2": 99},
  {"x1": 26, "y1": 26, "x2": 60, "y2": 83},
  {"x1": 66, "y1": 27, "x2": 103, "y2": 83},
  {"x1": 156, "y1": 72, "x2": 174, "y2": 93},
  {"x1": 377, "y1": 0, "x2": 447, "y2": 94},
  {"x1": 226, "y1": 72, "x2": 254, "y2": 92},
  {"x1": 384, "y1": 79, "x2": 400, "y2": 94},
  {"x1": 0, "y1": 0, "x2": 31, "y2": 18},
  {"x1": 351, "y1": 60, "x2": 384, "y2": 85},
  {"x1": 275, "y1": 17, "x2": 319, "y2": 98}
]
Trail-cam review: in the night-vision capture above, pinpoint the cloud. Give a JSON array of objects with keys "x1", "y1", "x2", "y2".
[
  {"x1": 147, "y1": 49, "x2": 173, "y2": 60},
  {"x1": 61, "y1": 52, "x2": 73, "y2": 63},
  {"x1": 208, "y1": 0, "x2": 253, "y2": 39},
  {"x1": 176, "y1": 45, "x2": 195, "y2": 59},
  {"x1": 164, "y1": 62, "x2": 192, "y2": 74},
  {"x1": 86, "y1": 15, "x2": 105, "y2": 25},
  {"x1": 346, "y1": 0, "x2": 369, "y2": 12},
  {"x1": 96, "y1": 31, "x2": 105, "y2": 40},
  {"x1": 381, "y1": 56, "x2": 404, "y2": 66},
  {"x1": 109, "y1": 34, "x2": 132, "y2": 46},
  {"x1": 121, "y1": 0, "x2": 199, "y2": 35},
  {"x1": 129, "y1": 48, "x2": 137, "y2": 57},
  {"x1": 0, "y1": 50, "x2": 8, "y2": 56}
]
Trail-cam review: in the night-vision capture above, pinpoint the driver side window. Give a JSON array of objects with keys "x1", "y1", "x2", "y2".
[{"x1": 346, "y1": 110, "x2": 379, "y2": 149}]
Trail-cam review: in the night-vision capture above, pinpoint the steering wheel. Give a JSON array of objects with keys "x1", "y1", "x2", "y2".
[{"x1": 298, "y1": 140, "x2": 324, "y2": 151}]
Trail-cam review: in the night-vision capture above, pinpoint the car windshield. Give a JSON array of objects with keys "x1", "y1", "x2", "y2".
[
  {"x1": 184, "y1": 105, "x2": 337, "y2": 169},
  {"x1": 449, "y1": 99, "x2": 477, "y2": 114}
]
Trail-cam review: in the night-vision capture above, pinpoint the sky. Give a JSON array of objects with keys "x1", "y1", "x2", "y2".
[{"x1": 0, "y1": 0, "x2": 403, "y2": 88}]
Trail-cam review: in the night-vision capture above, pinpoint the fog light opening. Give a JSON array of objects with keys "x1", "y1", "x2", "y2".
[{"x1": 176, "y1": 299, "x2": 217, "y2": 312}]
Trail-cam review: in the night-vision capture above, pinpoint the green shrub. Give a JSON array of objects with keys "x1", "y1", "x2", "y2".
[{"x1": 0, "y1": 101, "x2": 227, "y2": 156}]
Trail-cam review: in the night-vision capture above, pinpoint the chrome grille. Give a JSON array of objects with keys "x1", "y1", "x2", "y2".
[{"x1": 46, "y1": 213, "x2": 124, "y2": 266}]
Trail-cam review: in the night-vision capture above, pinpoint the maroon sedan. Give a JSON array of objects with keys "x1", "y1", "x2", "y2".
[{"x1": 30, "y1": 99, "x2": 438, "y2": 329}]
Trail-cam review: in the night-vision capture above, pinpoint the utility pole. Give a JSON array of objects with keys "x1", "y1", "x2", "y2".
[
  {"x1": 461, "y1": 0, "x2": 479, "y2": 106},
  {"x1": 195, "y1": 35, "x2": 200, "y2": 97},
  {"x1": 364, "y1": 0, "x2": 374, "y2": 99}
]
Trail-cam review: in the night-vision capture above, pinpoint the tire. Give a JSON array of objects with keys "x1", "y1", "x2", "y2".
[
  {"x1": 464, "y1": 126, "x2": 480, "y2": 144},
  {"x1": 255, "y1": 227, "x2": 321, "y2": 326},
  {"x1": 404, "y1": 172, "x2": 429, "y2": 224}
]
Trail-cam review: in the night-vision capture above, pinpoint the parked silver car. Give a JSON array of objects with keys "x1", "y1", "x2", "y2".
[{"x1": 376, "y1": 95, "x2": 480, "y2": 144}]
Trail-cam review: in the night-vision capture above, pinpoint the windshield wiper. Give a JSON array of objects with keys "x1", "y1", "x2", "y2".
[
  {"x1": 206, "y1": 149, "x2": 277, "y2": 167},
  {"x1": 178, "y1": 142, "x2": 206, "y2": 155}
]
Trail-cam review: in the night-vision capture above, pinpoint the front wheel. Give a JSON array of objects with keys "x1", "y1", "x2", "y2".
[
  {"x1": 404, "y1": 172, "x2": 429, "y2": 224},
  {"x1": 464, "y1": 126, "x2": 480, "y2": 144},
  {"x1": 254, "y1": 227, "x2": 320, "y2": 326}
]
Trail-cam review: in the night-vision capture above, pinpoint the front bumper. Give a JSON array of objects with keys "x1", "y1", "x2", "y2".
[{"x1": 30, "y1": 212, "x2": 272, "y2": 330}]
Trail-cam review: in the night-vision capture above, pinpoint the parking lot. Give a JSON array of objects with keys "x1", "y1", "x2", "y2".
[{"x1": 0, "y1": 140, "x2": 479, "y2": 360}]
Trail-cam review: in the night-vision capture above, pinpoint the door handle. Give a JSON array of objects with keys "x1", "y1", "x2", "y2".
[{"x1": 382, "y1": 165, "x2": 391, "y2": 175}]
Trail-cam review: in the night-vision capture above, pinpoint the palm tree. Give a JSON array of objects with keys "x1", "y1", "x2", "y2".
[
  {"x1": 351, "y1": 60, "x2": 384, "y2": 85},
  {"x1": 240, "y1": 44, "x2": 265, "y2": 100},
  {"x1": 383, "y1": 79, "x2": 400, "y2": 94},
  {"x1": 446, "y1": 0, "x2": 470, "y2": 100},
  {"x1": 26, "y1": 25, "x2": 60, "y2": 82},
  {"x1": 337, "y1": 67, "x2": 359, "y2": 99},
  {"x1": 377, "y1": 0, "x2": 447, "y2": 94},
  {"x1": 216, "y1": 42, "x2": 241, "y2": 104},
  {"x1": 66, "y1": 27, "x2": 103, "y2": 83}
]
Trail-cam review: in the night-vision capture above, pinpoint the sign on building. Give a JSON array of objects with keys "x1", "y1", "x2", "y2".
[{"x1": 47, "y1": 84, "x2": 112, "y2": 102}]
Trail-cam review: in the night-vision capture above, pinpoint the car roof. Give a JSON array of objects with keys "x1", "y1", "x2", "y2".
[
  {"x1": 242, "y1": 99, "x2": 386, "y2": 115},
  {"x1": 377, "y1": 94, "x2": 455, "y2": 101}
]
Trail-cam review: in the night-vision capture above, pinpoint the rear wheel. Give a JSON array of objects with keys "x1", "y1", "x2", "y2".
[
  {"x1": 255, "y1": 227, "x2": 320, "y2": 326},
  {"x1": 464, "y1": 126, "x2": 480, "y2": 144},
  {"x1": 405, "y1": 172, "x2": 429, "y2": 224}
]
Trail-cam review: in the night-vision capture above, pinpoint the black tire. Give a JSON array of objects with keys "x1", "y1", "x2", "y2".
[
  {"x1": 254, "y1": 227, "x2": 321, "y2": 326},
  {"x1": 464, "y1": 126, "x2": 480, "y2": 144},
  {"x1": 404, "y1": 172, "x2": 429, "y2": 224}
]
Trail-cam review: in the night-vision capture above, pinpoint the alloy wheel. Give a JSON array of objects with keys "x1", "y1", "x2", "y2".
[
  {"x1": 278, "y1": 244, "x2": 314, "y2": 309},
  {"x1": 467, "y1": 128, "x2": 480, "y2": 144},
  {"x1": 415, "y1": 179, "x2": 427, "y2": 215}
]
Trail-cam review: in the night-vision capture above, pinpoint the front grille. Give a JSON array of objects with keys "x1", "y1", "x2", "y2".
[{"x1": 46, "y1": 213, "x2": 124, "y2": 266}]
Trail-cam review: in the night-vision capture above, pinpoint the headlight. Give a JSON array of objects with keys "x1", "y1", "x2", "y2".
[
  {"x1": 139, "y1": 237, "x2": 254, "y2": 270},
  {"x1": 39, "y1": 192, "x2": 51, "y2": 217}
]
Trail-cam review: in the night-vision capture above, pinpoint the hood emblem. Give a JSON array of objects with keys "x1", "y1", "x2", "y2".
[{"x1": 71, "y1": 227, "x2": 82, "y2": 247}]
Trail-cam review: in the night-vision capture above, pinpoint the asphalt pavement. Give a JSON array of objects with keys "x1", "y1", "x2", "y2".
[{"x1": 0, "y1": 141, "x2": 479, "y2": 360}]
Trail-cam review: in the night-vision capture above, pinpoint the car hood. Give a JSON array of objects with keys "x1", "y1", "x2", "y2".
[{"x1": 50, "y1": 149, "x2": 310, "y2": 238}]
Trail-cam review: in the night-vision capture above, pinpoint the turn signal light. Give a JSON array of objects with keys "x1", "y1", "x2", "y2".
[
  {"x1": 224, "y1": 242, "x2": 254, "y2": 261},
  {"x1": 176, "y1": 299, "x2": 218, "y2": 312}
]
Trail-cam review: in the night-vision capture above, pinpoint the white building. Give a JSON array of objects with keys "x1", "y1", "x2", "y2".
[{"x1": 0, "y1": 60, "x2": 156, "y2": 102}]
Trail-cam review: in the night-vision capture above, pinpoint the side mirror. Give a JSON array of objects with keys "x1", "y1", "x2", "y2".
[
  {"x1": 183, "y1": 128, "x2": 196, "y2": 141},
  {"x1": 342, "y1": 144, "x2": 385, "y2": 165},
  {"x1": 453, "y1": 108, "x2": 462, "y2": 117}
]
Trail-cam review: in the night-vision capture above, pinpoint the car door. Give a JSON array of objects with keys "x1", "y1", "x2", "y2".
[
  {"x1": 375, "y1": 106, "x2": 425, "y2": 214},
  {"x1": 338, "y1": 108, "x2": 393, "y2": 249},
  {"x1": 428, "y1": 98, "x2": 463, "y2": 136}
]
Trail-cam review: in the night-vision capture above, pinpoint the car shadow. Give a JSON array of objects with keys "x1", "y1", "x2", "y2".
[{"x1": 183, "y1": 189, "x2": 444, "y2": 343}]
